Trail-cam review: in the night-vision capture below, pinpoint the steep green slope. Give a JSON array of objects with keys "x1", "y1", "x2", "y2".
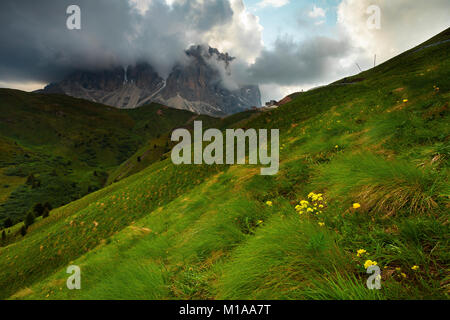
[
  {"x1": 0, "y1": 91, "x2": 212, "y2": 228},
  {"x1": 105, "y1": 110, "x2": 260, "y2": 185},
  {"x1": 1, "y1": 28, "x2": 449, "y2": 300}
]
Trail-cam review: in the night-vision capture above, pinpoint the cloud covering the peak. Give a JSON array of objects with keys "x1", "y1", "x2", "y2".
[{"x1": 0, "y1": 0, "x2": 262, "y2": 83}]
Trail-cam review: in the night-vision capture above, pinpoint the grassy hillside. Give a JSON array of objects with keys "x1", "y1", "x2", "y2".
[
  {"x1": 0, "y1": 91, "x2": 213, "y2": 229},
  {"x1": 105, "y1": 110, "x2": 260, "y2": 185},
  {"x1": 1, "y1": 28, "x2": 449, "y2": 300}
]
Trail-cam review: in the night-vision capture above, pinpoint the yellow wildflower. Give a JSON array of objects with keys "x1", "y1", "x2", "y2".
[
  {"x1": 307, "y1": 208, "x2": 314, "y2": 213},
  {"x1": 353, "y1": 203, "x2": 361, "y2": 209},
  {"x1": 364, "y1": 260, "x2": 377, "y2": 269},
  {"x1": 318, "y1": 222, "x2": 325, "y2": 227},
  {"x1": 401, "y1": 272, "x2": 407, "y2": 278},
  {"x1": 357, "y1": 249, "x2": 367, "y2": 257},
  {"x1": 403, "y1": 99, "x2": 408, "y2": 103},
  {"x1": 411, "y1": 265, "x2": 419, "y2": 271},
  {"x1": 266, "y1": 201, "x2": 273, "y2": 207}
]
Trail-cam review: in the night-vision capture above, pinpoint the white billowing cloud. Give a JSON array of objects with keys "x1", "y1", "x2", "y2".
[
  {"x1": 129, "y1": 0, "x2": 263, "y2": 66},
  {"x1": 308, "y1": 5, "x2": 326, "y2": 18},
  {"x1": 337, "y1": 0, "x2": 450, "y2": 65},
  {"x1": 257, "y1": 0, "x2": 290, "y2": 9},
  {"x1": 205, "y1": 0, "x2": 264, "y2": 65}
]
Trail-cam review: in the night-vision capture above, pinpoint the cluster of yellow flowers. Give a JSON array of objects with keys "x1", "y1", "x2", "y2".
[
  {"x1": 364, "y1": 259, "x2": 378, "y2": 269},
  {"x1": 356, "y1": 249, "x2": 379, "y2": 270},
  {"x1": 357, "y1": 250, "x2": 420, "y2": 280},
  {"x1": 356, "y1": 249, "x2": 367, "y2": 257},
  {"x1": 295, "y1": 192, "x2": 325, "y2": 215},
  {"x1": 393, "y1": 265, "x2": 419, "y2": 279}
]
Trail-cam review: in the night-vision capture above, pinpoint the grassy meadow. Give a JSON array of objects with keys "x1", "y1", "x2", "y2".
[{"x1": 0, "y1": 91, "x2": 214, "y2": 231}]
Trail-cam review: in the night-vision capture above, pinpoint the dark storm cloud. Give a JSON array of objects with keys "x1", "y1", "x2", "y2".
[
  {"x1": 0, "y1": 0, "x2": 234, "y2": 82},
  {"x1": 0, "y1": 0, "x2": 134, "y2": 82},
  {"x1": 243, "y1": 35, "x2": 353, "y2": 86}
]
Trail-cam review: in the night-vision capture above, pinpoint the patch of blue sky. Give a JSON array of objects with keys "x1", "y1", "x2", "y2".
[{"x1": 244, "y1": 0, "x2": 341, "y2": 49}]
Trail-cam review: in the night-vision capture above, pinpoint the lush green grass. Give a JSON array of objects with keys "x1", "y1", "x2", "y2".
[
  {"x1": 105, "y1": 110, "x2": 261, "y2": 185},
  {"x1": 1, "y1": 28, "x2": 449, "y2": 300},
  {"x1": 0, "y1": 157, "x2": 225, "y2": 298},
  {"x1": 0, "y1": 91, "x2": 215, "y2": 227}
]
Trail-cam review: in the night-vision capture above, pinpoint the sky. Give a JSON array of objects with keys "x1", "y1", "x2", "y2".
[{"x1": 0, "y1": 0, "x2": 449, "y2": 102}]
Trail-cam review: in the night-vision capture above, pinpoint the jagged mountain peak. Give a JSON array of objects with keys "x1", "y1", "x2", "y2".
[
  {"x1": 186, "y1": 45, "x2": 236, "y2": 69},
  {"x1": 39, "y1": 47, "x2": 260, "y2": 116}
]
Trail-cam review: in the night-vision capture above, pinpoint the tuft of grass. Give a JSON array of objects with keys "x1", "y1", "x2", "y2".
[
  {"x1": 217, "y1": 214, "x2": 357, "y2": 300},
  {"x1": 313, "y1": 153, "x2": 447, "y2": 216}
]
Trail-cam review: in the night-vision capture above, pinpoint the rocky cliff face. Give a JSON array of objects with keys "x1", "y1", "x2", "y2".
[
  {"x1": 41, "y1": 64, "x2": 165, "y2": 109},
  {"x1": 40, "y1": 46, "x2": 261, "y2": 116}
]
